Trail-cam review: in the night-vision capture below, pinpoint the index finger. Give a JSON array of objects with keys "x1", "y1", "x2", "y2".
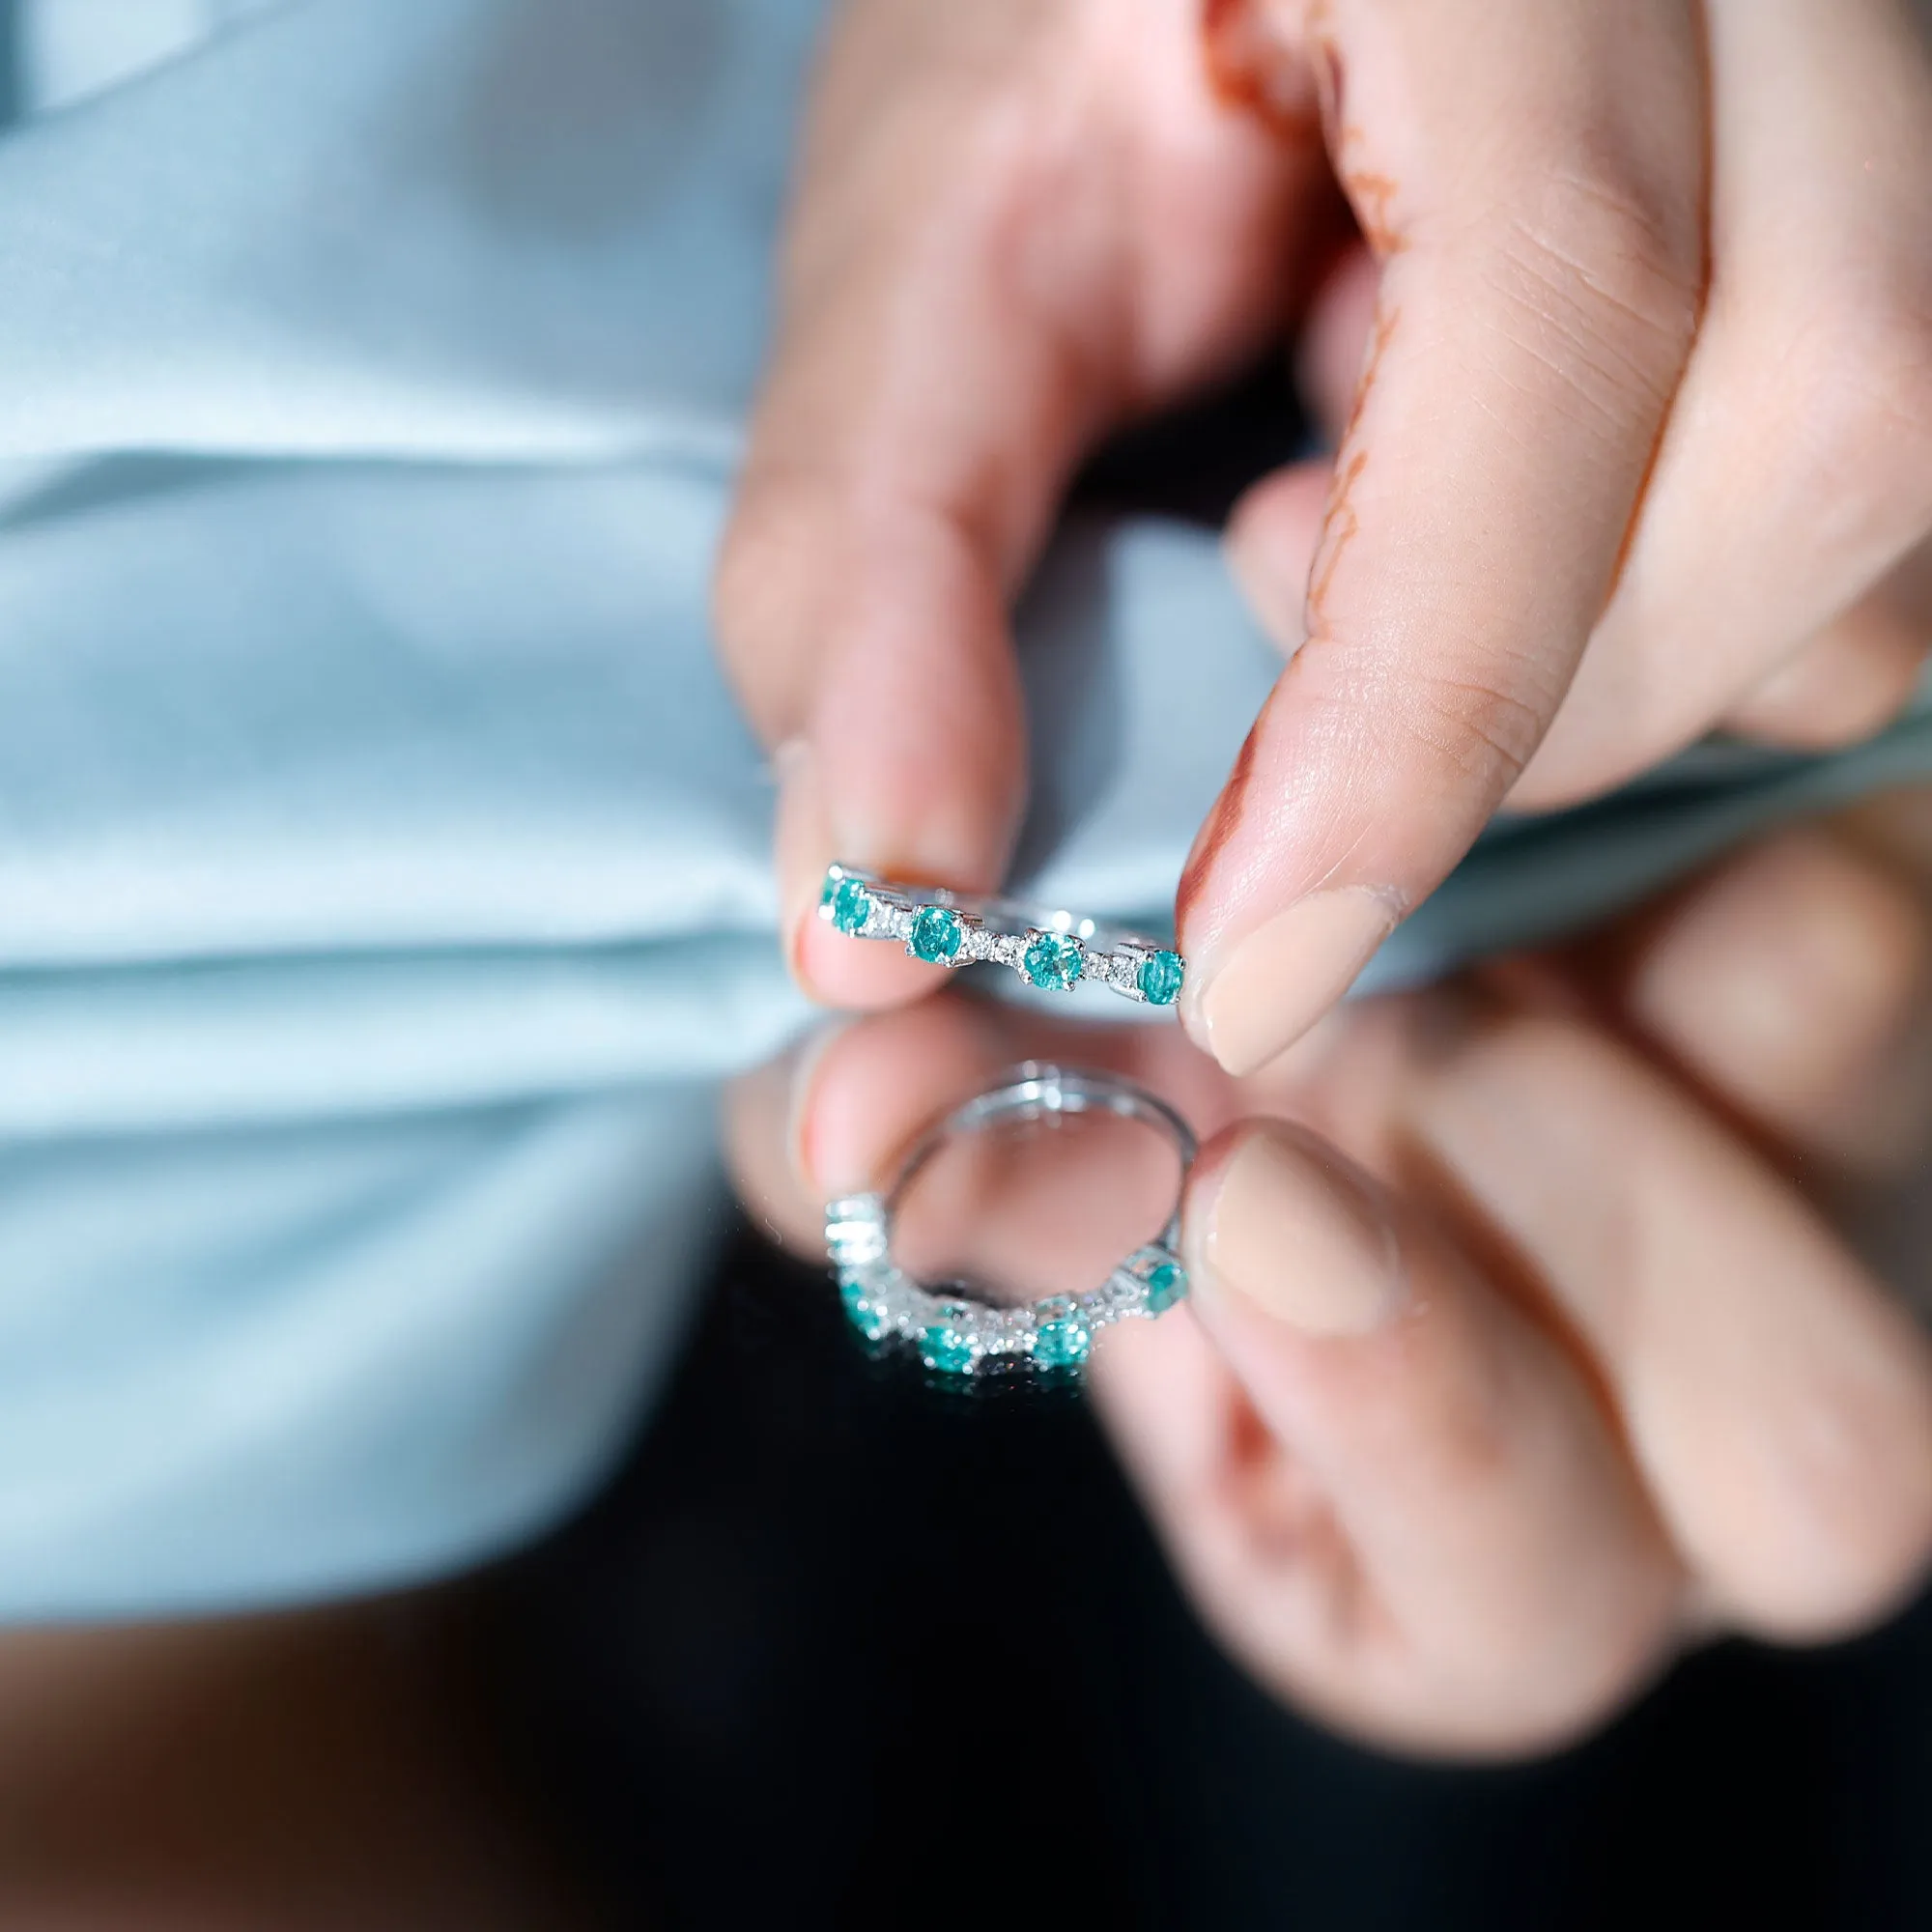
[
  {"x1": 1179, "y1": 0, "x2": 1706, "y2": 1074},
  {"x1": 718, "y1": 0, "x2": 1317, "y2": 1013}
]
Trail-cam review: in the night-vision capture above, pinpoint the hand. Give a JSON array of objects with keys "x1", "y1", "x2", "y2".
[
  {"x1": 728, "y1": 805, "x2": 1932, "y2": 1755},
  {"x1": 717, "y1": 0, "x2": 1932, "y2": 1072}
]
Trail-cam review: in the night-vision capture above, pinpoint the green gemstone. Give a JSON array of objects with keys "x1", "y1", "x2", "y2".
[
  {"x1": 839, "y1": 1277, "x2": 890, "y2": 1342},
  {"x1": 1022, "y1": 930, "x2": 1085, "y2": 991},
  {"x1": 920, "y1": 1319, "x2": 976, "y2": 1375},
  {"x1": 909, "y1": 905, "x2": 964, "y2": 963},
  {"x1": 1144, "y1": 1261, "x2": 1185, "y2": 1315},
  {"x1": 1137, "y1": 949, "x2": 1185, "y2": 1007},
  {"x1": 1033, "y1": 1307, "x2": 1092, "y2": 1370},
  {"x1": 829, "y1": 876, "x2": 873, "y2": 936}
]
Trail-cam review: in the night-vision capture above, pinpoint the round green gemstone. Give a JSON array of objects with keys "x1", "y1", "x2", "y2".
[
  {"x1": 909, "y1": 905, "x2": 964, "y2": 963},
  {"x1": 839, "y1": 1277, "x2": 891, "y2": 1343},
  {"x1": 1137, "y1": 949, "x2": 1185, "y2": 1007},
  {"x1": 920, "y1": 1321, "x2": 976, "y2": 1375},
  {"x1": 1033, "y1": 1308, "x2": 1092, "y2": 1370},
  {"x1": 1145, "y1": 1260, "x2": 1185, "y2": 1315},
  {"x1": 1022, "y1": 930, "x2": 1085, "y2": 991},
  {"x1": 829, "y1": 876, "x2": 873, "y2": 936}
]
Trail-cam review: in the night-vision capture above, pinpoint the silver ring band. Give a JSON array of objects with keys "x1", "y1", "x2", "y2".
[
  {"x1": 818, "y1": 865, "x2": 1186, "y2": 1008},
  {"x1": 823, "y1": 1063, "x2": 1195, "y2": 1377}
]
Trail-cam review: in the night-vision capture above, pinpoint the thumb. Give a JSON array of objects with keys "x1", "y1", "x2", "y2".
[{"x1": 1177, "y1": 0, "x2": 1705, "y2": 1075}]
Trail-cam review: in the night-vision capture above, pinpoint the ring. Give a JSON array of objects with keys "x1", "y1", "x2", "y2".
[
  {"x1": 818, "y1": 864, "x2": 1186, "y2": 1008},
  {"x1": 823, "y1": 1063, "x2": 1195, "y2": 1377}
]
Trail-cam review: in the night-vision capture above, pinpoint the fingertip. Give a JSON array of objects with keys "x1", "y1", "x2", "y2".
[
  {"x1": 753, "y1": 507, "x2": 1029, "y2": 1009},
  {"x1": 1182, "y1": 886, "x2": 1400, "y2": 1078},
  {"x1": 723, "y1": 1037, "x2": 825, "y2": 1258},
  {"x1": 774, "y1": 734, "x2": 833, "y2": 995},
  {"x1": 1186, "y1": 1119, "x2": 1406, "y2": 1340},
  {"x1": 781, "y1": 1014, "x2": 851, "y2": 1202},
  {"x1": 785, "y1": 996, "x2": 1009, "y2": 1201},
  {"x1": 775, "y1": 737, "x2": 955, "y2": 1011},
  {"x1": 792, "y1": 909, "x2": 953, "y2": 1010}
]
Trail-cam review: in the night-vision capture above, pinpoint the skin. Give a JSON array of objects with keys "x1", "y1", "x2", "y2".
[
  {"x1": 717, "y1": 0, "x2": 1932, "y2": 1751},
  {"x1": 717, "y1": 0, "x2": 1932, "y2": 1074},
  {"x1": 729, "y1": 797, "x2": 1932, "y2": 1758}
]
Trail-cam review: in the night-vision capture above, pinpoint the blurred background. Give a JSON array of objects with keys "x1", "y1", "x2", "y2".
[{"x1": 1, "y1": 3, "x2": 1930, "y2": 1928}]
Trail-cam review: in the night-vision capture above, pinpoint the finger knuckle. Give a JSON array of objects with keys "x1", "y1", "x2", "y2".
[
  {"x1": 1292, "y1": 642, "x2": 1555, "y2": 808},
  {"x1": 1487, "y1": 167, "x2": 1703, "y2": 426},
  {"x1": 1406, "y1": 659, "x2": 1556, "y2": 792}
]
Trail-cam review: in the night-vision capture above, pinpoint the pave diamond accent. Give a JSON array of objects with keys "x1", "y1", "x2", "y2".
[
  {"x1": 955, "y1": 921, "x2": 1001, "y2": 965},
  {"x1": 988, "y1": 932, "x2": 1029, "y2": 970},
  {"x1": 824, "y1": 1194, "x2": 888, "y2": 1267}
]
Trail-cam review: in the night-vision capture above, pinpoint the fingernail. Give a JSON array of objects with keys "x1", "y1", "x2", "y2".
[
  {"x1": 1194, "y1": 1125, "x2": 1404, "y2": 1335},
  {"x1": 1187, "y1": 886, "x2": 1400, "y2": 1077}
]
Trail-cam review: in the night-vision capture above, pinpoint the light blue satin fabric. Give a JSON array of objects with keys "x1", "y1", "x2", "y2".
[{"x1": 3, "y1": 0, "x2": 1928, "y2": 1619}]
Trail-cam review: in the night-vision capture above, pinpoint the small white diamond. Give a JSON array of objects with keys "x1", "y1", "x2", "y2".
[
  {"x1": 955, "y1": 918, "x2": 999, "y2": 964},
  {"x1": 825, "y1": 1194, "x2": 889, "y2": 1267},
  {"x1": 979, "y1": 1308, "x2": 1032, "y2": 1354}
]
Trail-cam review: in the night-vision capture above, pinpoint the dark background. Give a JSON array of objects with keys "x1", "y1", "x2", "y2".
[{"x1": 478, "y1": 1221, "x2": 1932, "y2": 1931}]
